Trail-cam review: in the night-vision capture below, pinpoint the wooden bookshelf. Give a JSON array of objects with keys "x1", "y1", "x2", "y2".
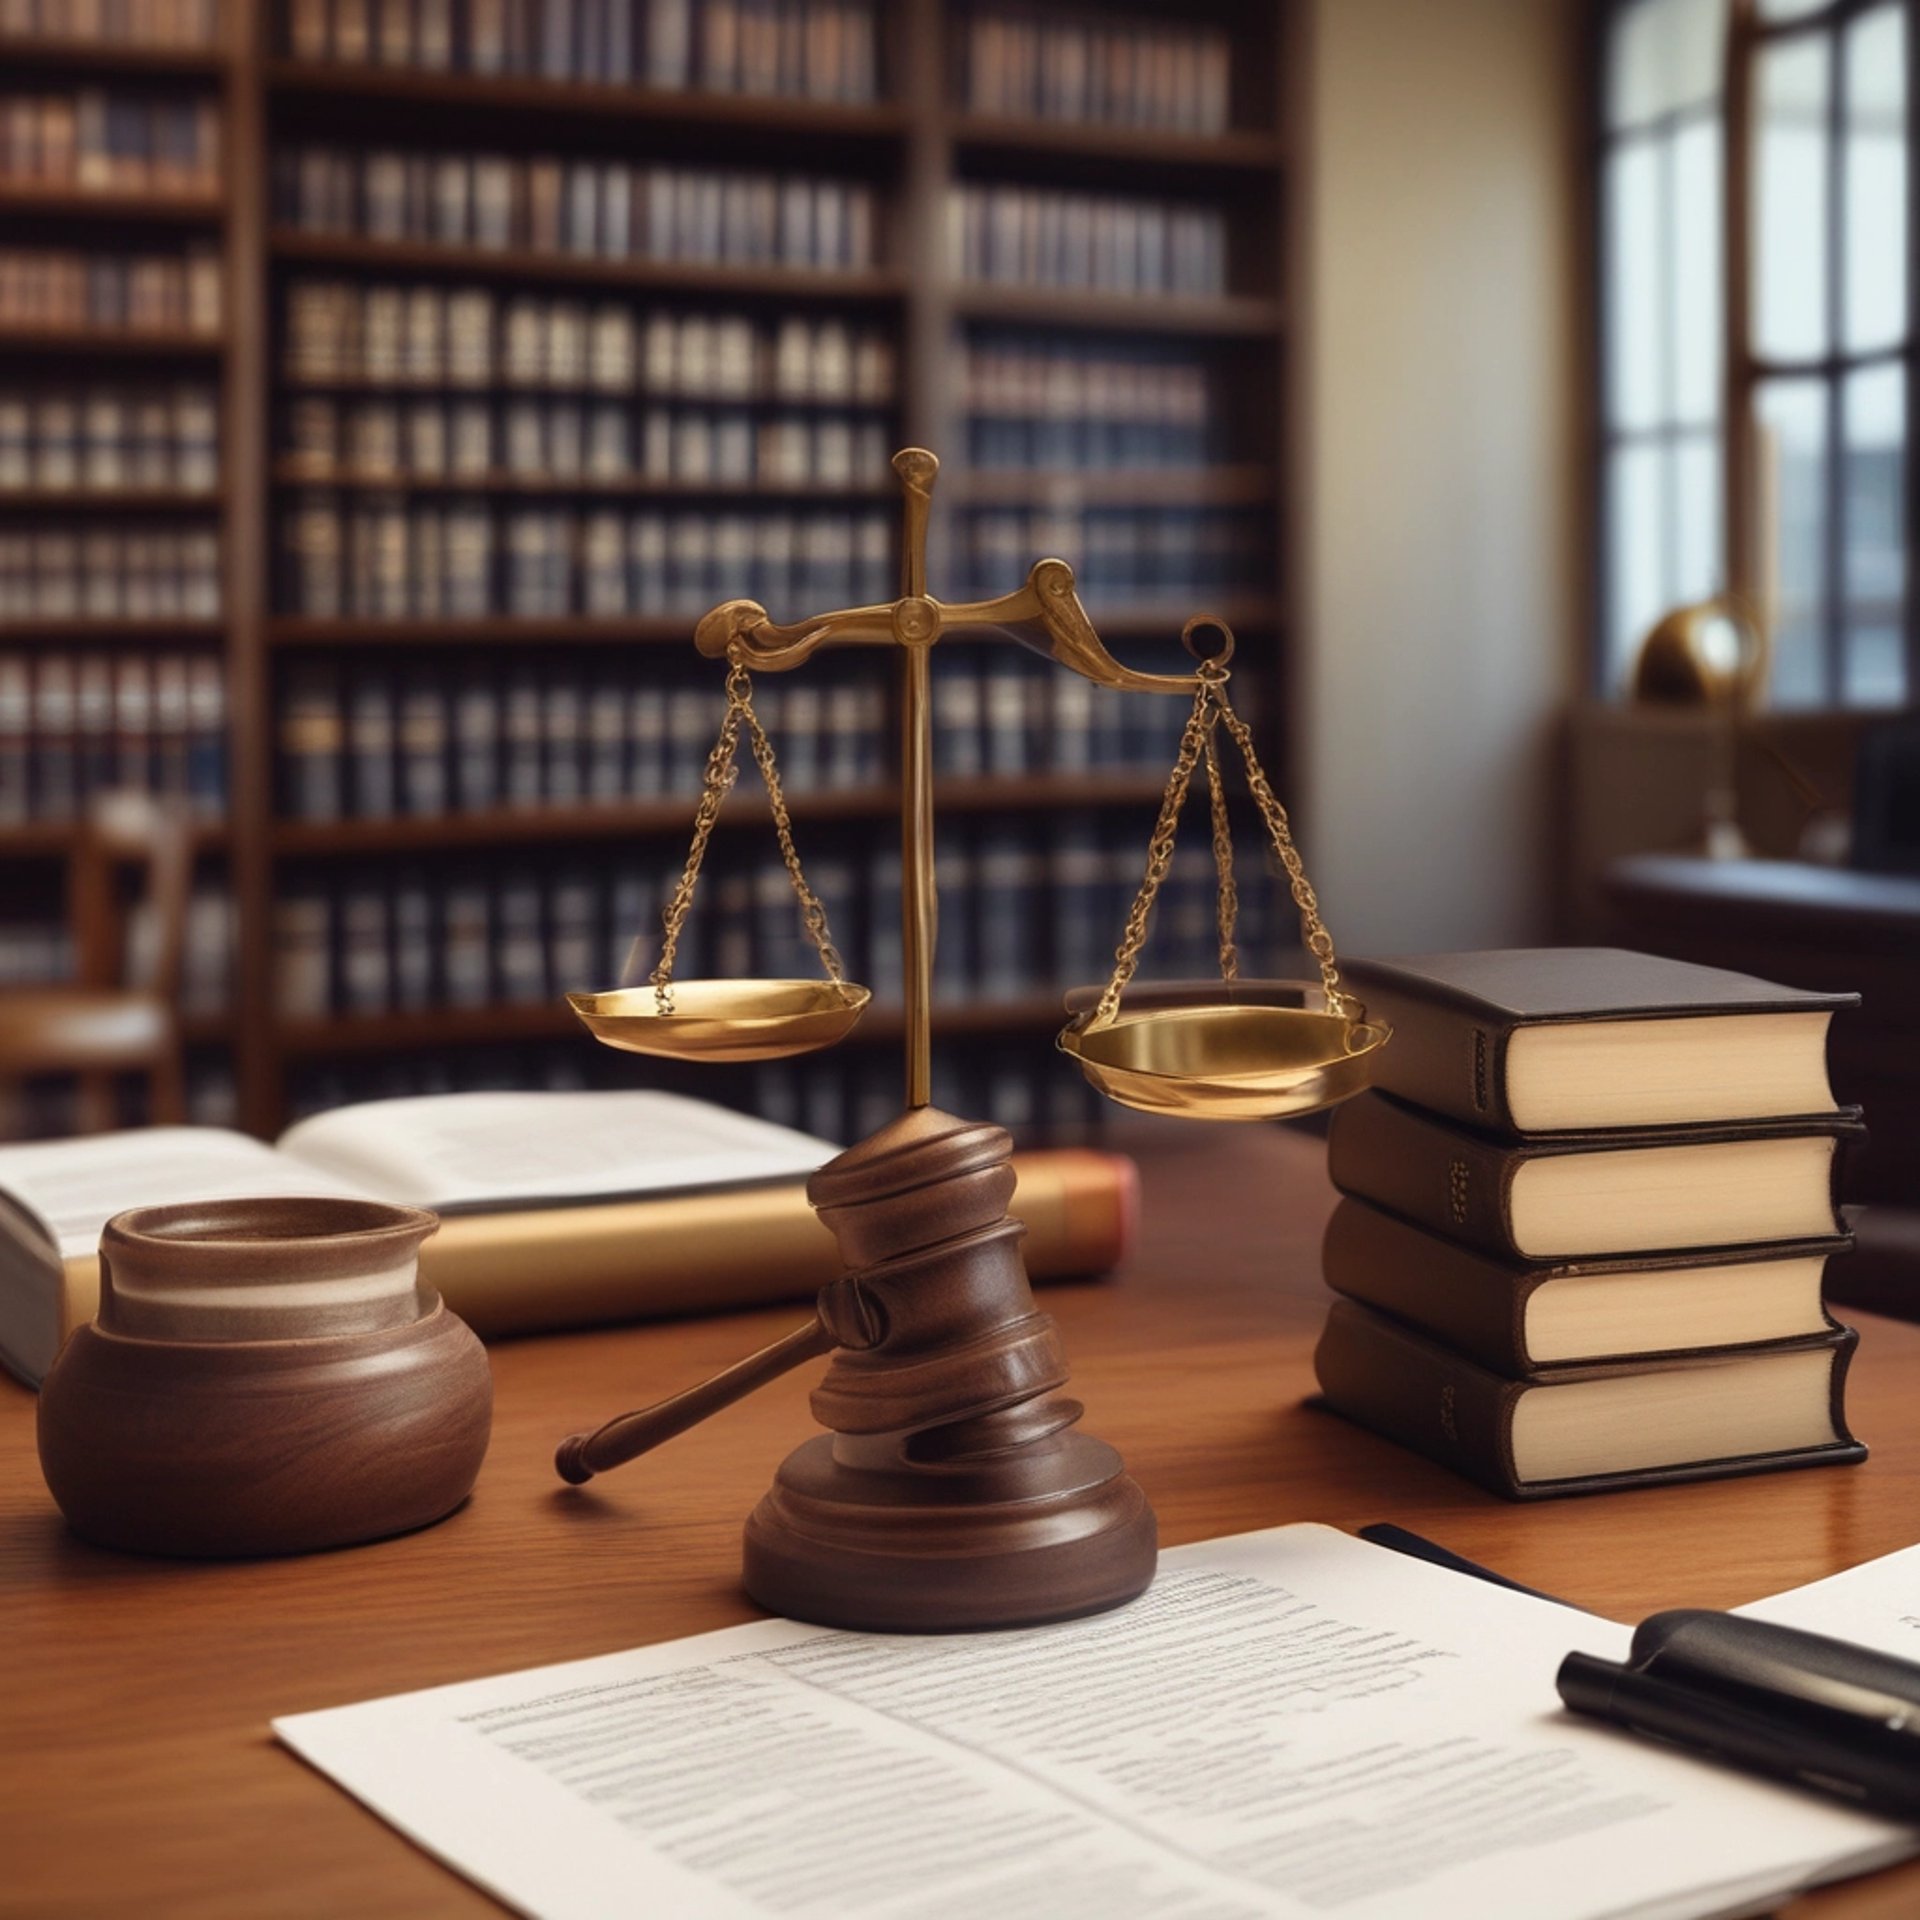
[
  {"x1": 267, "y1": 231, "x2": 914, "y2": 303},
  {"x1": 0, "y1": 619, "x2": 228, "y2": 644},
  {"x1": 266, "y1": 465, "x2": 898, "y2": 501},
  {"x1": 0, "y1": 328, "x2": 224, "y2": 358},
  {"x1": 1, "y1": 0, "x2": 1302, "y2": 1143},
  {"x1": 263, "y1": 59, "x2": 914, "y2": 143},
  {"x1": 0, "y1": 489, "x2": 222, "y2": 514},
  {"x1": 270, "y1": 772, "x2": 1170, "y2": 855},
  {"x1": 0, "y1": 35, "x2": 230, "y2": 78},
  {"x1": 0, "y1": 184, "x2": 227, "y2": 224}
]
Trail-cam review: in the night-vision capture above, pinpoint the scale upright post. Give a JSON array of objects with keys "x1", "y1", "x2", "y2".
[{"x1": 895, "y1": 448, "x2": 937, "y2": 1112}]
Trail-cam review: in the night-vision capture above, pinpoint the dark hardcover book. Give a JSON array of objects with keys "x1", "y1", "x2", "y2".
[
  {"x1": 1340, "y1": 948, "x2": 1858, "y2": 1135},
  {"x1": 1312, "y1": 1298, "x2": 1866, "y2": 1500},
  {"x1": 1326, "y1": 1091, "x2": 1860, "y2": 1262},
  {"x1": 1320, "y1": 1196, "x2": 1850, "y2": 1374}
]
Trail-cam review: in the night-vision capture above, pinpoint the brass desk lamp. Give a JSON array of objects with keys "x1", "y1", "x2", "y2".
[{"x1": 556, "y1": 449, "x2": 1388, "y2": 1632}]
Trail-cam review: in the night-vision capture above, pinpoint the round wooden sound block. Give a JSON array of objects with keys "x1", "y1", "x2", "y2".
[{"x1": 742, "y1": 1429, "x2": 1157, "y2": 1632}]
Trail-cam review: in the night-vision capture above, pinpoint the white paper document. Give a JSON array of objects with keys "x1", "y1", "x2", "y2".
[{"x1": 274, "y1": 1525, "x2": 1920, "y2": 1920}]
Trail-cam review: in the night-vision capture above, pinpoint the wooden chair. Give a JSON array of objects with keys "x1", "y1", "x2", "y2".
[{"x1": 0, "y1": 793, "x2": 193, "y2": 1132}]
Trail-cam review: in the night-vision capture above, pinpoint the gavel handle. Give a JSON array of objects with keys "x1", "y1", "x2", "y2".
[{"x1": 555, "y1": 1317, "x2": 836, "y2": 1485}]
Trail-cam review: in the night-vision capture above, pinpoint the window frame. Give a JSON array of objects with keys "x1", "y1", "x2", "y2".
[{"x1": 1591, "y1": 0, "x2": 1920, "y2": 708}]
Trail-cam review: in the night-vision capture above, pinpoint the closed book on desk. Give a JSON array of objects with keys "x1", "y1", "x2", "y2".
[
  {"x1": 0, "y1": 1093, "x2": 1138, "y2": 1385},
  {"x1": 1321, "y1": 1197, "x2": 1849, "y2": 1372},
  {"x1": 1312, "y1": 1299, "x2": 1865, "y2": 1499},
  {"x1": 1327, "y1": 1092, "x2": 1859, "y2": 1261},
  {"x1": 1340, "y1": 948, "x2": 1855, "y2": 1134}
]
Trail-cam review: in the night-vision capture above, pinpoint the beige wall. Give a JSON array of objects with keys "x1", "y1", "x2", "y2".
[{"x1": 1297, "y1": 0, "x2": 1584, "y2": 957}]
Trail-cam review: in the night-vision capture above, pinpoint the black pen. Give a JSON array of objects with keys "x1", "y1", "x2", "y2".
[{"x1": 1560, "y1": 1610, "x2": 1920, "y2": 1820}]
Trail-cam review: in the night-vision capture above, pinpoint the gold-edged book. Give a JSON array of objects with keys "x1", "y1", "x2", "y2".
[{"x1": 0, "y1": 1091, "x2": 1136, "y2": 1386}]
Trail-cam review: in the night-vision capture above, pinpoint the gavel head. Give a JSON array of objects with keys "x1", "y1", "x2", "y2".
[{"x1": 807, "y1": 1108, "x2": 1027, "y2": 1351}]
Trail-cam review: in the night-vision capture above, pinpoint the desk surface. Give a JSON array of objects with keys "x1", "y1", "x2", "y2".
[{"x1": 6, "y1": 1124, "x2": 1920, "y2": 1919}]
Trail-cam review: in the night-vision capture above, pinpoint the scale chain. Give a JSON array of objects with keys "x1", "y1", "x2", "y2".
[
  {"x1": 737, "y1": 693, "x2": 852, "y2": 995},
  {"x1": 1213, "y1": 694, "x2": 1352, "y2": 1019},
  {"x1": 650, "y1": 655, "x2": 852, "y2": 1016},
  {"x1": 1088, "y1": 664, "x2": 1352, "y2": 1031},
  {"x1": 1089, "y1": 681, "x2": 1221, "y2": 1030},
  {"x1": 1203, "y1": 723, "x2": 1240, "y2": 985},
  {"x1": 650, "y1": 690, "x2": 744, "y2": 1015}
]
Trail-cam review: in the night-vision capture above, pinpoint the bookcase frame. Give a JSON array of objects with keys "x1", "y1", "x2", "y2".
[{"x1": 0, "y1": 0, "x2": 1302, "y2": 1140}]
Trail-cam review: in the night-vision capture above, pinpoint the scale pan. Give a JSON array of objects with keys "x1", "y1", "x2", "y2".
[
  {"x1": 568, "y1": 980, "x2": 871, "y2": 1062},
  {"x1": 1060, "y1": 1003, "x2": 1389, "y2": 1121}
]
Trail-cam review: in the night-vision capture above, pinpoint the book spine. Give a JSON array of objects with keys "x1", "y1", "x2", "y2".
[
  {"x1": 1312, "y1": 1299, "x2": 1523, "y2": 1498},
  {"x1": 1325, "y1": 1093, "x2": 1523, "y2": 1259},
  {"x1": 1338, "y1": 974, "x2": 1520, "y2": 1133},
  {"x1": 1319, "y1": 1198, "x2": 1535, "y2": 1374}
]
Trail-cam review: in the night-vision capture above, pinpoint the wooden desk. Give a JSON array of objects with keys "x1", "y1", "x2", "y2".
[{"x1": 6, "y1": 1125, "x2": 1920, "y2": 1918}]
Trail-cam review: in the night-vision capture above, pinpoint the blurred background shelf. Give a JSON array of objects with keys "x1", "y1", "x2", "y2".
[{"x1": 1, "y1": 0, "x2": 1298, "y2": 1145}]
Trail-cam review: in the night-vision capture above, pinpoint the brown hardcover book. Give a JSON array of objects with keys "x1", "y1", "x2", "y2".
[
  {"x1": 1326, "y1": 1091, "x2": 1859, "y2": 1262},
  {"x1": 1340, "y1": 948, "x2": 1857, "y2": 1135},
  {"x1": 1312, "y1": 1298, "x2": 1865, "y2": 1499},
  {"x1": 1321, "y1": 1196, "x2": 1848, "y2": 1373}
]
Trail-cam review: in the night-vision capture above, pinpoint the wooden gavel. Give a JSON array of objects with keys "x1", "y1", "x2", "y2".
[{"x1": 554, "y1": 1275, "x2": 887, "y2": 1485}]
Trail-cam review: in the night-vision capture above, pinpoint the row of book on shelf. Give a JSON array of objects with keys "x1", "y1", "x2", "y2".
[
  {"x1": 276, "y1": 149, "x2": 880, "y2": 271},
  {"x1": 957, "y1": 505, "x2": 1266, "y2": 603},
  {"x1": 283, "y1": 396, "x2": 895, "y2": 491},
  {"x1": 0, "y1": 525, "x2": 221, "y2": 622},
  {"x1": 963, "y1": 332, "x2": 1221, "y2": 471},
  {"x1": 283, "y1": 284, "x2": 895, "y2": 398},
  {"x1": 0, "y1": 245, "x2": 222, "y2": 333},
  {"x1": 948, "y1": 183, "x2": 1227, "y2": 299},
  {"x1": 274, "y1": 649, "x2": 1186, "y2": 821},
  {"x1": 0, "y1": 91, "x2": 221, "y2": 196},
  {"x1": 0, "y1": 653, "x2": 227, "y2": 823},
  {"x1": 278, "y1": 495, "x2": 892, "y2": 619},
  {"x1": 1314, "y1": 949, "x2": 1865, "y2": 1500},
  {"x1": 273, "y1": 819, "x2": 1263, "y2": 1019},
  {"x1": 0, "y1": 385, "x2": 219, "y2": 496},
  {"x1": 283, "y1": 0, "x2": 880, "y2": 101},
  {"x1": 277, "y1": 658, "x2": 888, "y2": 818},
  {"x1": 0, "y1": 0, "x2": 223, "y2": 46},
  {"x1": 957, "y1": 6, "x2": 1233, "y2": 134}
]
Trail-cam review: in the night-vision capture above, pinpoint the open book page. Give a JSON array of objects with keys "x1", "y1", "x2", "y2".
[
  {"x1": 273, "y1": 1523, "x2": 1914, "y2": 1920},
  {"x1": 275, "y1": 1091, "x2": 839, "y2": 1214},
  {"x1": 0, "y1": 1127, "x2": 377, "y2": 1261},
  {"x1": 1738, "y1": 1541, "x2": 1920, "y2": 1660}
]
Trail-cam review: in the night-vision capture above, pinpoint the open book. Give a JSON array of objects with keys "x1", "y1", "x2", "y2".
[
  {"x1": 0, "y1": 1092, "x2": 1137, "y2": 1388},
  {"x1": 0, "y1": 1092, "x2": 832, "y2": 1386}
]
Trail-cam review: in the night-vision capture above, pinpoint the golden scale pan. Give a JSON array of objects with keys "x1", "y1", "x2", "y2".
[{"x1": 567, "y1": 449, "x2": 1386, "y2": 1121}]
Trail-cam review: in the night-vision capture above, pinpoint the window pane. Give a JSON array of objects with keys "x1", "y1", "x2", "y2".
[
  {"x1": 1674, "y1": 433, "x2": 1723, "y2": 603},
  {"x1": 1606, "y1": 139, "x2": 1665, "y2": 431},
  {"x1": 1671, "y1": 118, "x2": 1722, "y2": 424},
  {"x1": 1845, "y1": 5, "x2": 1907, "y2": 354},
  {"x1": 1756, "y1": 378, "x2": 1831, "y2": 705},
  {"x1": 1608, "y1": 442, "x2": 1667, "y2": 686},
  {"x1": 1755, "y1": 36, "x2": 1832, "y2": 362},
  {"x1": 1757, "y1": 0, "x2": 1837, "y2": 19},
  {"x1": 1610, "y1": 0, "x2": 1727, "y2": 129},
  {"x1": 1843, "y1": 362, "x2": 1907, "y2": 703}
]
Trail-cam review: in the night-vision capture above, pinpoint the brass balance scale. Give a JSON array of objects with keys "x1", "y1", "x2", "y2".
[{"x1": 556, "y1": 448, "x2": 1389, "y2": 1634}]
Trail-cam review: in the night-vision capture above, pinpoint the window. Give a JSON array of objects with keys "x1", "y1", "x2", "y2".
[{"x1": 1596, "y1": 0, "x2": 1914, "y2": 707}]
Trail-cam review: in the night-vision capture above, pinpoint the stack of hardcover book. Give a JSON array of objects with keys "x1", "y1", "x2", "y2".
[{"x1": 1315, "y1": 949, "x2": 1867, "y2": 1499}]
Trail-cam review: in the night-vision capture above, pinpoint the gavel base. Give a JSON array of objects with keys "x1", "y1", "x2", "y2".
[{"x1": 743, "y1": 1429, "x2": 1156, "y2": 1632}]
